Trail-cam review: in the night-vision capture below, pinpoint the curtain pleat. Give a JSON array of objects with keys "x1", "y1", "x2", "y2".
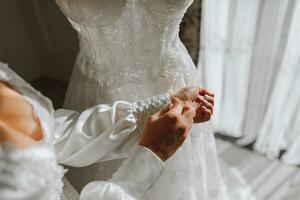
[{"x1": 198, "y1": 0, "x2": 300, "y2": 165}]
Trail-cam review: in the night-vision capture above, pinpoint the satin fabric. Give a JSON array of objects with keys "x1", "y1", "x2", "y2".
[{"x1": 0, "y1": 63, "x2": 167, "y2": 199}]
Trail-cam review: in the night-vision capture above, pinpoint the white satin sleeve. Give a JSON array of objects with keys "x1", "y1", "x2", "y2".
[
  {"x1": 0, "y1": 144, "x2": 64, "y2": 200},
  {"x1": 80, "y1": 146, "x2": 165, "y2": 200},
  {"x1": 54, "y1": 94, "x2": 170, "y2": 167}
]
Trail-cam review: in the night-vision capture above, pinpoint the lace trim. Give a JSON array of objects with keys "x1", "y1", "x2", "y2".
[
  {"x1": 131, "y1": 94, "x2": 170, "y2": 133},
  {"x1": 0, "y1": 63, "x2": 54, "y2": 115},
  {"x1": 131, "y1": 93, "x2": 170, "y2": 114},
  {"x1": 0, "y1": 144, "x2": 65, "y2": 200}
]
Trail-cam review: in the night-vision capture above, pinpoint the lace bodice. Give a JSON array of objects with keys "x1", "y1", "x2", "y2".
[{"x1": 56, "y1": 0, "x2": 199, "y2": 103}]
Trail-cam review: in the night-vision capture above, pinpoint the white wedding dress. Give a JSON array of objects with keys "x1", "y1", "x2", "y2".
[
  {"x1": 55, "y1": 0, "x2": 255, "y2": 199},
  {"x1": 0, "y1": 63, "x2": 169, "y2": 200}
]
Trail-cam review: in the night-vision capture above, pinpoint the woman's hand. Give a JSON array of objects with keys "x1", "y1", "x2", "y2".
[
  {"x1": 170, "y1": 86, "x2": 215, "y2": 123},
  {"x1": 139, "y1": 97, "x2": 195, "y2": 161},
  {"x1": 0, "y1": 81, "x2": 43, "y2": 142}
]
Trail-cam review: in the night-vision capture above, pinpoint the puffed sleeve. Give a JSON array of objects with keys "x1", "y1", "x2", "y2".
[
  {"x1": 0, "y1": 144, "x2": 64, "y2": 200},
  {"x1": 80, "y1": 146, "x2": 165, "y2": 200},
  {"x1": 54, "y1": 94, "x2": 170, "y2": 167}
]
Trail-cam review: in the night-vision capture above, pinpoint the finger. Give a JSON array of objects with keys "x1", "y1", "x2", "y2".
[
  {"x1": 201, "y1": 105, "x2": 212, "y2": 113},
  {"x1": 150, "y1": 111, "x2": 161, "y2": 121},
  {"x1": 150, "y1": 103, "x2": 172, "y2": 120},
  {"x1": 168, "y1": 97, "x2": 184, "y2": 116},
  {"x1": 201, "y1": 106, "x2": 212, "y2": 118},
  {"x1": 204, "y1": 95, "x2": 214, "y2": 106},
  {"x1": 195, "y1": 95, "x2": 205, "y2": 104},
  {"x1": 195, "y1": 95, "x2": 212, "y2": 110},
  {"x1": 189, "y1": 86, "x2": 201, "y2": 101},
  {"x1": 199, "y1": 98, "x2": 212, "y2": 108},
  {"x1": 201, "y1": 99, "x2": 213, "y2": 114},
  {"x1": 199, "y1": 88, "x2": 214, "y2": 97},
  {"x1": 159, "y1": 104, "x2": 172, "y2": 117}
]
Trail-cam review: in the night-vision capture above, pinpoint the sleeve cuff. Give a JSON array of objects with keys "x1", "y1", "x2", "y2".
[
  {"x1": 110, "y1": 146, "x2": 165, "y2": 199},
  {"x1": 131, "y1": 94, "x2": 171, "y2": 133},
  {"x1": 140, "y1": 146, "x2": 165, "y2": 167},
  {"x1": 131, "y1": 93, "x2": 170, "y2": 114}
]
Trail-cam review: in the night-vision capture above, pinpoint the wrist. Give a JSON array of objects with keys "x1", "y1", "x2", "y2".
[{"x1": 139, "y1": 144, "x2": 168, "y2": 161}]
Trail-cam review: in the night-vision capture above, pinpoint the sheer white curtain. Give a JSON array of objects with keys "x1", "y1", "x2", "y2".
[{"x1": 198, "y1": 0, "x2": 300, "y2": 165}]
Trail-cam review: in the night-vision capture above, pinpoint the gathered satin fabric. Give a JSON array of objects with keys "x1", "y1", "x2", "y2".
[
  {"x1": 0, "y1": 63, "x2": 167, "y2": 199},
  {"x1": 54, "y1": 93, "x2": 170, "y2": 167}
]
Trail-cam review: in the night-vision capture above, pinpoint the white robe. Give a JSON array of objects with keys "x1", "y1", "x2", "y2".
[{"x1": 0, "y1": 62, "x2": 169, "y2": 200}]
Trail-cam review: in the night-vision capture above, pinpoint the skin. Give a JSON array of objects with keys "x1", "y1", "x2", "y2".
[
  {"x1": 0, "y1": 82, "x2": 214, "y2": 161},
  {"x1": 0, "y1": 81, "x2": 43, "y2": 148},
  {"x1": 141, "y1": 86, "x2": 215, "y2": 161},
  {"x1": 0, "y1": 120, "x2": 37, "y2": 149},
  {"x1": 139, "y1": 97, "x2": 196, "y2": 161},
  {"x1": 171, "y1": 86, "x2": 215, "y2": 123}
]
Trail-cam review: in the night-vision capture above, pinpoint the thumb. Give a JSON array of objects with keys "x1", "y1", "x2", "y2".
[{"x1": 169, "y1": 97, "x2": 184, "y2": 116}]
